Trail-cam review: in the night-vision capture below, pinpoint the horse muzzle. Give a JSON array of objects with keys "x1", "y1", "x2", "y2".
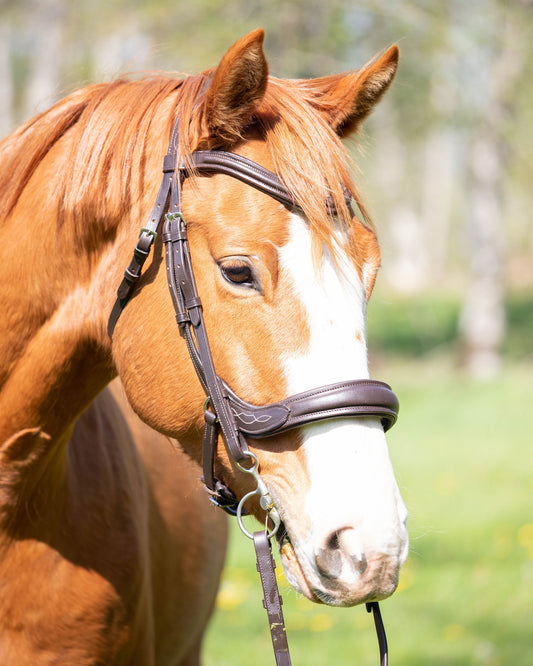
[{"x1": 278, "y1": 520, "x2": 408, "y2": 607}]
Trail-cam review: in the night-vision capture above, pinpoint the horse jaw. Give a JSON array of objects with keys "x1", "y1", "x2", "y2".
[{"x1": 265, "y1": 213, "x2": 409, "y2": 607}]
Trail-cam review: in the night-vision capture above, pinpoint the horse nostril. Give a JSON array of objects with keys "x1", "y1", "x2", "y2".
[
  {"x1": 315, "y1": 539, "x2": 343, "y2": 578},
  {"x1": 315, "y1": 527, "x2": 367, "y2": 579},
  {"x1": 327, "y1": 531, "x2": 340, "y2": 551}
]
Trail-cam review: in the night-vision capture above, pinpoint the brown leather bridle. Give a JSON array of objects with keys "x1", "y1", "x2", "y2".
[{"x1": 108, "y1": 115, "x2": 395, "y2": 666}]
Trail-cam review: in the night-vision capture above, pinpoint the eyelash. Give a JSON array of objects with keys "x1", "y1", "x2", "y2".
[{"x1": 218, "y1": 258, "x2": 260, "y2": 292}]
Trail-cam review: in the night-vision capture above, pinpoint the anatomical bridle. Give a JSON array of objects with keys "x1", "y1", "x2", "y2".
[{"x1": 108, "y1": 114, "x2": 398, "y2": 666}]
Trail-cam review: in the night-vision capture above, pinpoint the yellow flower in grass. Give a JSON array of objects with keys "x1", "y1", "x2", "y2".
[
  {"x1": 216, "y1": 580, "x2": 246, "y2": 610},
  {"x1": 397, "y1": 560, "x2": 415, "y2": 592},
  {"x1": 444, "y1": 624, "x2": 465, "y2": 642},
  {"x1": 276, "y1": 568, "x2": 289, "y2": 587},
  {"x1": 309, "y1": 613, "x2": 334, "y2": 632},
  {"x1": 518, "y1": 523, "x2": 533, "y2": 560}
]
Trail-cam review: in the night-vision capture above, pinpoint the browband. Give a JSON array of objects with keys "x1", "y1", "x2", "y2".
[{"x1": 164, "y1": 151, "x2": 299, "y2": 210}]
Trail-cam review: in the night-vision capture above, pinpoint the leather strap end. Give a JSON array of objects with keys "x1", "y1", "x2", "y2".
[{"x1": 116, "y1": 277, "x2": 135, "y2": 301}]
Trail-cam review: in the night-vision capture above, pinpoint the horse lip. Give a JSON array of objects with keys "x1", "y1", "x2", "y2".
[
  {"x1": 276, "y1": 523, "x2": 330, "y2": 604},
  {"x1": 278, "y1": 536, "x2": 323, "y2": 604}
]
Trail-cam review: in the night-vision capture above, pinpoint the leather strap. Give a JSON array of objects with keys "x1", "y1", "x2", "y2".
[
  {"x1": 165, "y1": 150, "x2": 352, "y2": 213},
  {"x1": 107, "y1": 167, "x2": 174, "y2": 338},
  {"x1": 367, "y1": 602, "x2": 389, "y2": 666},
  {"x1": 201, "y1": 410, "x2": 239, "y2": 514},
  {"x1": 224, "y1": 379, "x2": 399, "y2": 436},
  {"x1": 163, "y1": 211, "x2": 250, "y2": 464},
  {"x1": 165, "y1": 151, "x2": 299, "y2": 210},
  {"x1": 253, "y1": 531, "x2": 389, "y2": 666},
  {"x1": 253, "y1": 531, "x2": 291, "y2": 666}
]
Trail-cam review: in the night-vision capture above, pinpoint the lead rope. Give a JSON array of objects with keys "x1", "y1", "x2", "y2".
[
  {"x1": 367, "y1": 602, "x2": 389, "y2": 666},
  {"x1": 254, "y1": 531, "x2": 292, "y2": 666}
]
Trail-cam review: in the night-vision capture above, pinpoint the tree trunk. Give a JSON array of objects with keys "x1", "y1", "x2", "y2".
[
  {"x1": 459, "y1": 4, "x2": 525, "y2": 378},
  {"x1": 22, "y1": 0, "x2": 65, "y2": 119},
  {"x1": 459, "y1": 129, "x2": 506, "y2": 378},
  {"x1": 374, "y1": 105, "x2": 428, "y2": 294}
]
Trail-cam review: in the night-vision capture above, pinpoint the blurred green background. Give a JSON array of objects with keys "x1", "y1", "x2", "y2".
[{"x1": 2, "y1": 1, "x2": 531, "y2": 663}]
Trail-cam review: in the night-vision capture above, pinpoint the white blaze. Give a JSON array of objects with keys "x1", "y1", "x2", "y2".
[
  {"x1": 278, "y1": 214, "x2": 407, "y2": 562},
  {"x1": 280, "y1": 215, "x2": 369, "y2": 390}
]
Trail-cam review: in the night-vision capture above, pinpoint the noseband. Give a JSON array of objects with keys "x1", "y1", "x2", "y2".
[{"x1": 108, "y1": 115, "x2": 397, "y2": 666}]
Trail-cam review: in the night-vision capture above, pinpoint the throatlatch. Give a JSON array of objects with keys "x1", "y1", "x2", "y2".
[{"x1": 108, "y1": 114, "x2": 396, "y2": 666}]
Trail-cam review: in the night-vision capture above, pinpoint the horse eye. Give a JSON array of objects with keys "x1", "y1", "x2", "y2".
[{"x1": 219, "y1": 259, "x2": 256, "y2": 288}]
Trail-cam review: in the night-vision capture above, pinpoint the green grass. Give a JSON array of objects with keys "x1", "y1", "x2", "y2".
[{"x1": 203, "y1": 293, "x2": 533, "y2": 665}]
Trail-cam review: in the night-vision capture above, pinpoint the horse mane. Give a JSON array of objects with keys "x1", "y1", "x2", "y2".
[
  {"x1": 0, "y1": 69, "x2": 372, "y2": 260},
  {"x1": 256, "y1": 78, "x2": 373, "y2": 262}
]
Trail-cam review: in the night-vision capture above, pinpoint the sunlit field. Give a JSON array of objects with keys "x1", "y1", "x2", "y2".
[{"x1": 204, "y1": 293, "x2": 533, "y2": 665}]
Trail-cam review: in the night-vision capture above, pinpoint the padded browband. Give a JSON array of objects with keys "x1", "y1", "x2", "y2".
[
  {"x1": 165, "y1": 151, "x2": 352, "y2": 213},
  {"x1": 164, "y1": 151, "x2": 298, "y2": 209},
  {"x1": 223, "y1": 379, "x2": 399, "y2": 436}
]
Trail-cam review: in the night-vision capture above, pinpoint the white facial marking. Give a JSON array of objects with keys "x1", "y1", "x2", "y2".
[
  {"x1": 279, "y1": 214, "x2": 369, "y2": 391},
  {"x1": 278, "y1": 214, "x2": 408, "y2": 592}
]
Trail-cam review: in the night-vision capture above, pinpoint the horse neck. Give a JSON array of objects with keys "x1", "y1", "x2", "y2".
[
  {"x1": 0, "y1": 90, "x2": 175, "y2": 446},
  {"x1": 0, "y1": 208, "x2": 121, "y2": 537},
  {"x1": 0, "y1": 93, "x2": 170, "y2": 541},
  {"x1": 0, "y1": 180, "x2": 117, "y2": 447}
]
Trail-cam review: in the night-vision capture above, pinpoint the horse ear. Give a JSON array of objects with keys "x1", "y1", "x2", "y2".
[
  {"x1": 311, "y1": 45, "x2": 399, "y2": 137},
  {"x1": 203, "y1": 29, "x2": 268, "y2": 146}
]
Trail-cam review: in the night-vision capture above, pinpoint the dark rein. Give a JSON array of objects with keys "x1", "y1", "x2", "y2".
[{"x1": 108, "y1": 116, "x2": 395, "y2": 666}]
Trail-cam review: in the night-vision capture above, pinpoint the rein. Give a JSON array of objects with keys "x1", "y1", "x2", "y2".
[{"x1": 108, "y1": 115, "x2": 395, "y2": 666}]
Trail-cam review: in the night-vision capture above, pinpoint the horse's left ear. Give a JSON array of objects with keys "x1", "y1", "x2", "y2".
[
  {"x1": 203, "y1": 29, "x2": 268, "y2": 146},
  {"x1": 310, "y1": 45, "x2": 399, "y2": 137}
]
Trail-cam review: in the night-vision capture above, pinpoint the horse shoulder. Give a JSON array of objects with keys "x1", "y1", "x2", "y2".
[
  {"x1": 107, "y1": 381, "x2": 228, "y2": 663},
  {"x1": 0, "y1": 385, "x2": 225, "y2": 665}
]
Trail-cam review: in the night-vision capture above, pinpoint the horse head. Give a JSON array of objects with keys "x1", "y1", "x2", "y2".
[{"x1": 106, "y1": 30, "x2": 408, "y2": 607}]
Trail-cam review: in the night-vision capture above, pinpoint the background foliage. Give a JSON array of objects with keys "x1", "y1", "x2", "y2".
[
  {"x1": 3, "y1": 0, "x2": 532, "y2": 371},
  {"x1": 1, "y1": 1, "x2": 531, "y2": 663}
]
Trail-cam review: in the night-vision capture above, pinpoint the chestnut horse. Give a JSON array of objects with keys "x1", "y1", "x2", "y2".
[{"x1": 0, "y1": 29, "x2": 408, "y2": 664}]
